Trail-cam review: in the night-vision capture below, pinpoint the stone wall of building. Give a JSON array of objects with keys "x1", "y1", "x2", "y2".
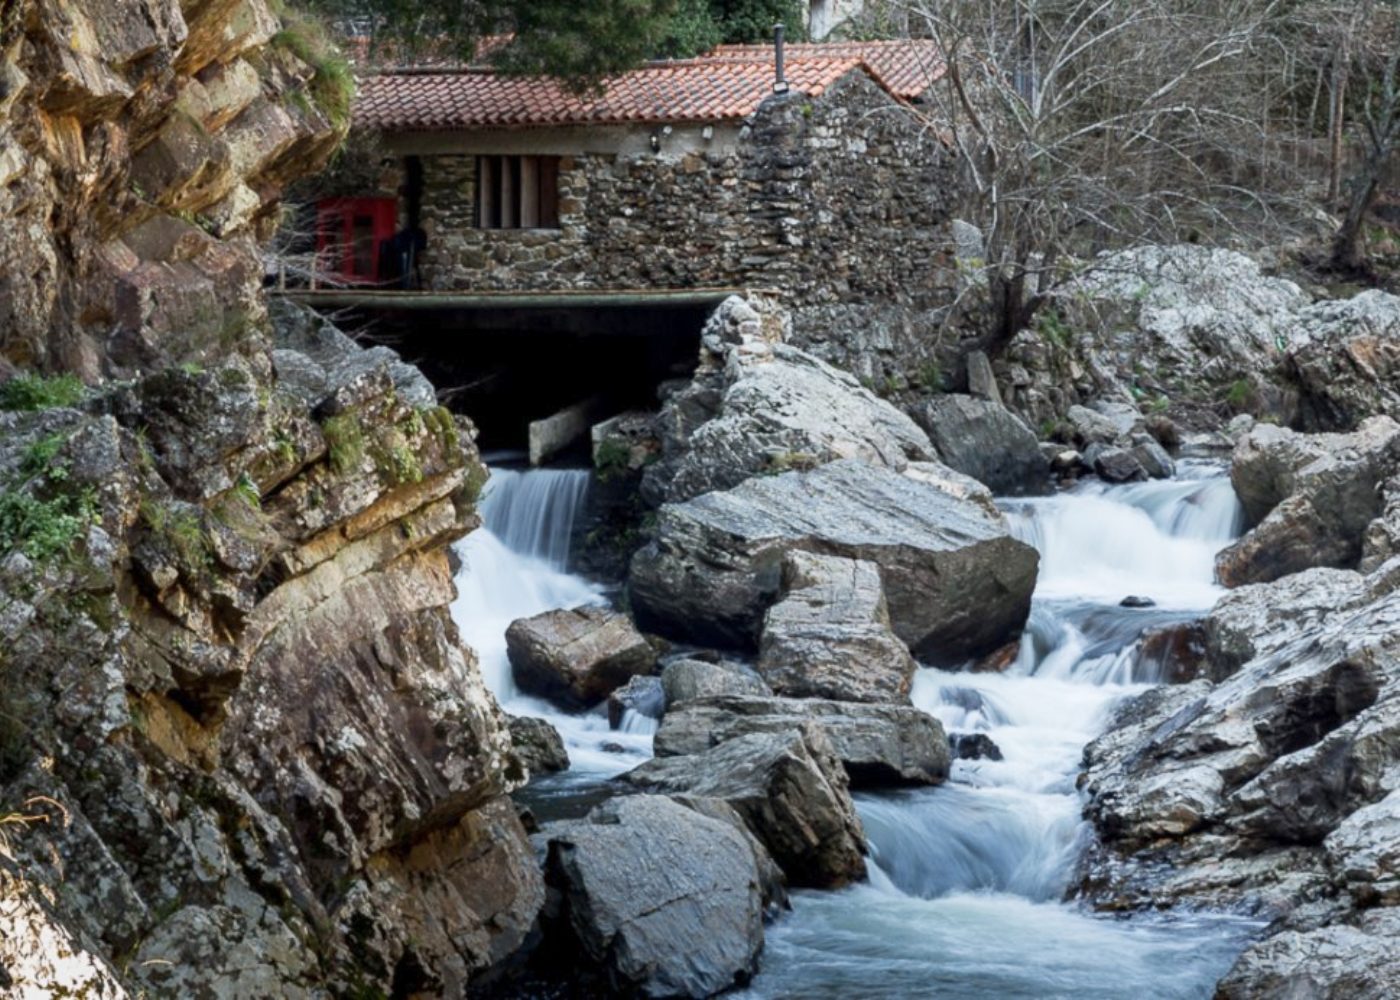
[{"x1": 413, "y1": 73, "x2": 963, "y2": 383}]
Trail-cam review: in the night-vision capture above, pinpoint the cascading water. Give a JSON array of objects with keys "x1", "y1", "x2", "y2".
[
  {"x1": 741, "y1": 463, "x2": 1260, "y2": 999},
  {"x1": 449, "y1": 460, "x2": 653, "y2": 775},
  {"x1": 451, "y1": 456, "x2": 1261, "y2": 996}
]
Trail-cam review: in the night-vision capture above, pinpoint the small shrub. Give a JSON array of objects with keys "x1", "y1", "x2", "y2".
[
  {"x1": 0, "y1": 433, "x2": 97, "y2": 563},
  {"x1": 274, "y1": 14, "x2": 354, "y2": 129},
  {"x1": 232, "y1": 473, "x2": 261, "y2": 510},
  {"x1": 0, "y1": 373, "x2": 84, "y2": 412},
  {"x1": 1225, "y1": 379, "x2": 1252, "y2": 409},
  {"x1": 918, "y1": 360, "x2": 944, "y2": 393},
  {"x1": 1036, "y1": 310, "x2": 1073, "y2": 350}
]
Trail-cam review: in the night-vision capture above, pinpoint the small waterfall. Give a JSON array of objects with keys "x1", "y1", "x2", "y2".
[
  {"x1": 450, "y1": 463, "x2": 653, "y2": 775},
  {"x1": 743, "y1": 466, "x2": 1260, "y2": 999}
]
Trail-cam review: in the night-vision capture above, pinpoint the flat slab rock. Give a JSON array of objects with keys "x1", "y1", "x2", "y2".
[
  {"x1": 542, "y1": 795, "x2": 771, "y2": 998},
  {"x1": 621, "y1": 721, "x2": 867, "y2": 889},
  {"x1": 506, "y1": 605, "x2": 656, "y2": 710},
  {"x1": 630, "y1": 459, "x2": 1038, "y2": 664},
  {"x1": 1216, "y1": 908, "x2": 1400, "y2": 1000},
  {"x1": 654, "y1": 694, "x2": 950, "y2": 788}
]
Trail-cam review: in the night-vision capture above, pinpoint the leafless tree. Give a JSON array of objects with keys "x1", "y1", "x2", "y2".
[{"x1": 893, "y1": 0, "x2": 1329, "y2": 352}]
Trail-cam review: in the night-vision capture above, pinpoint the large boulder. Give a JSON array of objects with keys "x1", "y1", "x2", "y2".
[
  {"x1": 1079, "y1": 583, "x2": 1400, "y2": 914},
  {"x1": 1215, "y1": 417, "x2": 1400, "y2": 586},
  {"x1": 654, "y1": 695, "x2": 950, "y2": 788},
  {"x1": 629, "y1": 460, "x2": 1039, "y2": 664},
  {"x1": 756, "y1": 550, "x2": 916, "y2": 703},
  {"x1": 1284, "y1": 290, "x2": 1400, "y2": 432},
  {"x1": 1215, "y1": 909, "x2": 1400, "y2": 1000},
  {"x1": 541, "y1": 795, "x2": 772, "y2": 998},
  {"x1": 506, "y1": 606, "x2": 657, "y2": 709},
  {"x1": 910, "y1": 394, "x2": 1050, "y2": 496},
  {"x1": 621, "y1": 722, "x2": 867, "y2": 888},
  {"x1": 643, "y1": 298, "x2": 937, "y2": 505}
]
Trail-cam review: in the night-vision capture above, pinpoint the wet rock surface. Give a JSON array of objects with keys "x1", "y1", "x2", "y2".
[
  {"x1": 509, "y1": 715, "x2": 571, "y2": 776},
  {"x1": 661, "y1": 657, "x2": 773, "y2": 704},
  {"x1": 654, "y1": 694, "x2": 951, "y2": 788},
  {"x1": 630, "y1": 459, "x2": 1038, "y2": 664}
]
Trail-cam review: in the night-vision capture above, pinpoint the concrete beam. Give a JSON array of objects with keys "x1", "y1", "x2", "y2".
[
  {"x1": 276, "y1": 287, "x2": 760, "y2": 311},
  {"x1": 529, "y1": 396, "x2": 608, "y2": 466}
]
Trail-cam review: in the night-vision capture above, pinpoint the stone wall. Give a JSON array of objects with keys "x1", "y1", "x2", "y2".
[{"x1": 412, "y1": 73, "x2": 961, "y2": 383}]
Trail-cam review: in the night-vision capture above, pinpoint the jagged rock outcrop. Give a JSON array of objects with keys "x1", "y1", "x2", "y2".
[
  {"x1": 756, "y1": 550, "x2": 917, "y2": 703},
  {"x1": 505, "y1": 605, "x2": 656, "y2": 710},
  {"x1": 642, "y1": 296, "x2": 937, "y2": 505},
  {"x1": 630, "y1": 459, "x2": 1039, "y2": 664},
  {"x1": 1214, "y1": 909, "x2": 1400, "y2": 1000},
  {"x1": 1215, "y1": 417, "x2": 1400, "y2": 585},
  {"x1": 622, "y1": 722, "x2": 867, "y2": 888},
  {"x1": 0, "y1": 304, "x2": 544, "y2": 996},
  {"x1": 1284, "y1": 290, "x2": 1400, "y2": 433},
  {"x1": 654, "y1": 695, "x2": 950, "y2": 788},
  {"x1": 509, "y1": 715, "x2": 571, "y2": 775},
  {"x1": 539, "y1": 795, "x2": 776, "y2": 998},
  {"x1": 0, "y1": 0, "x2": 344, "y2": 377},
  {"x1": 995, "y1": 246, "x2": 1310, "y2": 430}
]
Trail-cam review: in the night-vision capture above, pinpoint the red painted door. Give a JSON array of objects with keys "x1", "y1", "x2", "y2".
[{"x1": 316, "y1": 197, "x2": 396, "y2": 284}]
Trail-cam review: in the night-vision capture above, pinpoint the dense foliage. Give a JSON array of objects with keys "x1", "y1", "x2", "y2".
[{"x1": 300, "y1": 0, "x2": 809, "y2": 86}]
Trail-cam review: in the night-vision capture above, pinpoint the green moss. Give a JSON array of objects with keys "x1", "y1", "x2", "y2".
[
  {"x1": 375, "y1": 442, "x2": 423, "y2": 487},
  {"x1": 1225, "y1": 379, "x2": 1252, "y2": 409},
  {"x1": 322, "y1": 412, "x2": 366, "y2": 475},
  {"x1": 593, "y1": 438, "x2": 633, "y2": 483},
  {"x1": 423, "y1": 406, "x2": 461, "y2": 456},
  {"x1": 0, "y1": 373, "x2": 84, "y2": 412},
  {"x1": 463, "y1": 461, "x2": 489, "y2": 507}
]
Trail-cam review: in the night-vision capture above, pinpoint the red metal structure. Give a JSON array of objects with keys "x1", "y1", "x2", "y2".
[{"x1": 316, "y1": 197, "x2": 397, "y2": 285}]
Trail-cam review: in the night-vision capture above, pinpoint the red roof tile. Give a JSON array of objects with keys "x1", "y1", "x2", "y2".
[{"x1": 356, "y1": 41, "x2": 944, "y2": 133}]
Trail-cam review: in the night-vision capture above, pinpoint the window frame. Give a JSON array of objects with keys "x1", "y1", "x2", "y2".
[{"x1": 475, "y1": 154, "x2": 561, "y2": 232}]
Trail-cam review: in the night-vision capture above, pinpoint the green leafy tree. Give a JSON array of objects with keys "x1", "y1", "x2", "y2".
[
  {"x1": 302, "y1": 0, "x2": 684, "y2": 88},
  {"x1": 710, "y1": 0, "x2": 808, "y2": 43}
]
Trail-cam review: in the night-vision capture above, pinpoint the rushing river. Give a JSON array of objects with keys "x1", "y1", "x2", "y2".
[{"x1": 450, "y1": 457, "x2": 1262, "y2": 998}]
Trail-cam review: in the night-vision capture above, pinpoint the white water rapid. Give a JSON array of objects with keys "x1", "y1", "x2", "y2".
[
  {"x1": 449, "y1": 460, "x2": 654, "y2": 775},
  {"x1": 451, "y1": 458, "x2": 1261, "y2": 997}
]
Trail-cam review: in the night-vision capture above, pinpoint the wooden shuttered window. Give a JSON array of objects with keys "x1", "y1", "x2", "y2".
[{"x1": 475, "y1": 155, "x2": 561, "y2": 230}]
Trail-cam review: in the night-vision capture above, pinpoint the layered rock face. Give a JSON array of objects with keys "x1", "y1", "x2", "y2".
[
  {"x1": 0, "y1": 0, "x2": 343, "y2": 377},
  {"x1": 1079, "y1": 442, "x2": 1400, "y2": 995},
  {"x1": 0, "y1": 5, "x2": 542, "y2": 995},
  {"x1": 0, "y1": 308, "x2": 542, "y2": 996}
]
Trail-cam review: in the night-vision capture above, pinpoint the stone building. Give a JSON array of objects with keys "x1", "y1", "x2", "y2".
[{"x1": 341, "y1": 40, "x2": 960, "y2": 383}]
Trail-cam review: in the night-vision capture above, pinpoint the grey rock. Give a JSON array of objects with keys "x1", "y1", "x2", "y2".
[
  {"x1": 965, "y1": 350, "x2": 1003, "y2": 405},
  {"x1": 1093, "y1": 446, "x2": 1148, "y2": 483},
  {"x1": 506, "y1": 606, "x2": 657, "y2": 710},
  {"x1": 1324, "y1": 788, "x2": 1400, "y2": 906},
  {"x1": 1216, "y1": 417, "x2": 1400, "y2": 586},
  {"x1": 1284, "y1": 289, "x2": 1400, "y2": 432},
  {"x1": 1203, "y1": 569, "x2": 1369, "y2": 681},
  {"x1": 622, "y1": 722, "x2": 867, "y2": 888},
  {"x1": 629, "y1": 459, "x2": 1039, "y2": 664},
  {"x1": 911, "y1": 394, "x2": 1050, "y2": 496},
  {"x1": 509, "y1": 715, "x2": 570, "y2": 775},
  {"x1": 606, "y1": 674, "x2": 666, "y2": 730},
  {"x1": 654, "y1": 695, "x2": 950, "y2": 788},
  {"x1": 661, "y1": 658, "x2": 771, "y2": 705},
  {"x1": 949, "y1": 732, "x2": 1003, "y2": 761},
  {"x1": 1130, "y1": 436, "x2": 1176, "y2": 479},
  {"x1": 756, "y1": 550, "x2": 915, "y2": 703},
  {"x1": 644, "y1": 322, "x2": 937, "y2": 503},
  {"x1": 1215, "y1": 909, "x2": 1400, "y2": 1000},
  {"x1": 1067, "y1": 404, "x2": 1124, "y2": 445},
  {"x1": 543, "y1": 795, "x2": 769, "y2": 998}
]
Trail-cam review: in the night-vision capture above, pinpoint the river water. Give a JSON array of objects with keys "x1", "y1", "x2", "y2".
[{"x1": 449, "y1": 458, "x2": 1261, "y2": 997}]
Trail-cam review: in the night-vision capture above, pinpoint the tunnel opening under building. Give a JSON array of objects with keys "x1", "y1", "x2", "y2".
[{"x1": 304, "y1": 297, "x2": 712, "y2": 461}]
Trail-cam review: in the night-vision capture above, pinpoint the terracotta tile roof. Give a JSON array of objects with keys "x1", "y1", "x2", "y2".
[
  {"x1": 713, "y1": 40, "x2": 944, "y2": 100},
  {"x1": 356, "y1": 40, "x2": 943, "y2": 133}
]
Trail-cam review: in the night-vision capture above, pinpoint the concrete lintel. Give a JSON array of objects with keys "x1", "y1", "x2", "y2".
[{"x1": 276, "y1": 288, "x2": 761, "y2": 310}]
